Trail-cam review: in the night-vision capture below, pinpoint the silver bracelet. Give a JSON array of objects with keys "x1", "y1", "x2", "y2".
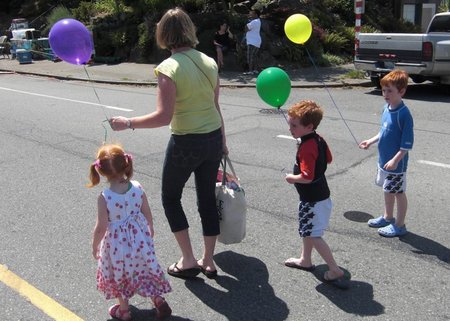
[{"x1": 126, "y1": 119, "x2": 134, "y2": 130}]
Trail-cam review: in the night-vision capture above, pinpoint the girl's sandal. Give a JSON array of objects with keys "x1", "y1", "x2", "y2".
[
  {"x1": 108, "y1": 304, "x2": 132, "y2": 321},
  {"x1": 153, "y1": 296, "x2": 172, "y2": 320}
]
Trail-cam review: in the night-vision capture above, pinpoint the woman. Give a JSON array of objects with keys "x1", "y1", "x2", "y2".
[
  {"x1": 213, "y1": 22, "x2": 234, "y2": 70},
  {"x1": 109, "y1": 7, "x2": 228, "y2": 280}
]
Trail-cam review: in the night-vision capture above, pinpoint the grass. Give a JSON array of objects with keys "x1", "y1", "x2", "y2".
[{"x1": 344, "y1": 69, "x2": 366, "y2": 79}]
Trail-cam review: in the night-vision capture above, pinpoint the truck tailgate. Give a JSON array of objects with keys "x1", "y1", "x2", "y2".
[{"x1": 358, "y1": 33, "x2": 424, "y2": 61}]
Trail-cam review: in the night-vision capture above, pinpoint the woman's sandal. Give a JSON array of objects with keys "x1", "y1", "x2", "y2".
[
  {"x1": 200, "y1": 266, "x2": 218, "y2": 279},
  {"x1": 153, "y1": 296, "x2": 172, "y2": 320},
  {"x1": 108, "y1": 304, "x2": 131, "y2": 321},
  {"x1": 167, "y1": 262, "x2": 200, "y2": 279}
]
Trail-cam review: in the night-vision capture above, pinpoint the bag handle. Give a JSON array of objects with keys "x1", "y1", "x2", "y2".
[
  {"x1": 179, "y1": 52, "x2": 215, "y2": 89},
  {"x1": 220, "y1": 155, "x2": 238, "y2": 186}
]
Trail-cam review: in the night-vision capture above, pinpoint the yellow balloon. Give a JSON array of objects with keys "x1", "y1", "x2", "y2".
[{"x1": 284, "y1": 14, "x2": 312, "y2": 44}]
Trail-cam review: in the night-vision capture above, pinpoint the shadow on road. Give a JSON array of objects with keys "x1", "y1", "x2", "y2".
[
  {"x1": 311, "y1": 264, "x2": 384, "y2": 316},
  {"x1": 343, "y1": 211, "x2": 450, "y2": 264},
  {"x1": 185, "y1": 250, "x2": 289, "y2": 321},
  {"x1": 314, "y1": 270, "x2": 385, "y2": 316},
  {"x1": 400, "y1": 232, "x2": 450, "y2": 264},
  {"x1": 109, "y1": 305, "x2": 193, "y2": 321},
  {"x1": 343, "y1": 210, "x2": 373, "y2": 223}
]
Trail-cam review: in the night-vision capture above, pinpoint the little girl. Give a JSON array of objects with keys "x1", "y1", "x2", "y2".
[{"x1": 88, "y1": 144, "x2": 172, "y2": 321}]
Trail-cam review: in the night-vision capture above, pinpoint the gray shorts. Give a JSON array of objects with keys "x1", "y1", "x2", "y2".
[
  {"x1": 246, "y1": 45, "x2": 259, "y2": 69},
  {"x1": 375, "y1": 167, "x2": 407, "y2": 193},
  {"x1": 297, "y1": 198, "x2": 332, "y2": 237}
]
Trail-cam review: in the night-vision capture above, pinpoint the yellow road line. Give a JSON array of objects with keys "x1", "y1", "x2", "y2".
[{"x1": 0, "y1": 264, "x2": 84, "y2": 321}]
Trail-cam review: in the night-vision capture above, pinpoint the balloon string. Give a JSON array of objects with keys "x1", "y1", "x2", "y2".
[
  {"x1": 278, "y1": 107, "x2": 300, "y2": 144},
  {"x1": 83, "y1": 65, "x2": 110, "y2": 144},
  {"x1": 21, "y1": 51, "x2": 109, "y2": 143},
  {"x1": 305, "y1": 48, "x2": 359, "y2": 146},
  {"x1": 278, "y1": 107, "x2": 289, "y2": 124},
  {"x1": 101, "y1": 120, "x2": 109, "y2": 143}
]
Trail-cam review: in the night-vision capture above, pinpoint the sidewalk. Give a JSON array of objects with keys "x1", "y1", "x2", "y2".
[{"x1": 0, "y1": 57, "x2": 371, "y2": 88}]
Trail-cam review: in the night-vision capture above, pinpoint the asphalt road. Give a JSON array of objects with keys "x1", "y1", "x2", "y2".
[{"x1": 1, "y1": 73, "x2": 449, "y2": 321}]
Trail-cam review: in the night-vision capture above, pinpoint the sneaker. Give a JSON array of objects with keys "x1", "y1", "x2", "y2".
[
  {"x1": 367, "y1": 216, "x2": 395, "y2": 228},
  {"x1": 242, "y1": 71, "x2": 252, "y2": 75},
  {"x1": 378, "y1": 224, "x2": 407, "y2": 237},
  {"x1": 251, "y1": 70, "x2": 259, "y2": 75}
]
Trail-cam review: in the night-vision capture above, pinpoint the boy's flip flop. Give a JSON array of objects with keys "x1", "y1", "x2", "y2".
[
  {"x1": 167, "y1": 263, "x2": 201, "y2": 279},
  {"x1": 284, "y1": 258, "x2": 315, "y2": 272},
  {"x1": 323, "y1": 271, "x2": 350, "y2": 290}
]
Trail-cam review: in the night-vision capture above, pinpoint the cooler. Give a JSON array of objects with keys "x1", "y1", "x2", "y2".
[{"x1": 16, "y1": 49, "x2": 32, "y2": 64}]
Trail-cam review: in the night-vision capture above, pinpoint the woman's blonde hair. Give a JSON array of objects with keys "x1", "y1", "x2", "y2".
[
  {"x1": 156, "y1": 7, "x2": 199, "y2": 50},
  {"x1": 87, "y1": 144, "x2": 133, "y2": 188}
]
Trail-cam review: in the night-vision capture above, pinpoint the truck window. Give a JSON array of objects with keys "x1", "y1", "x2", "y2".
[{"x1": 428, "y1": 15, "x2": 450, "y2": 32}]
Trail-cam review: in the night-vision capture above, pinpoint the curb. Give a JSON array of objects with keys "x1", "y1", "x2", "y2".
[
  {"x1": 0, "y1": 68, "x2": 373, "y2": 88},
  {"x1": 0, "y1": 69, "x2": 158, "y2": 86}
]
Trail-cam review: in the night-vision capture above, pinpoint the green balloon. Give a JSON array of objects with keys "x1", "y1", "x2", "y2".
[{"x1": 256, "y1": 67, "x2": 291, "y2": 108}]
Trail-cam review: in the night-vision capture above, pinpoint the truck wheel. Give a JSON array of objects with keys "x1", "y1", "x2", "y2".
[
  {"x1": 438, "y1": 84, "x2": 450, "y2": 94},
  {"x1": 370, "y1": 76, "x2": 381, "y2": 89},
  {"x1": 411, "y1": 75, "x2": 426, "y2": 84}
]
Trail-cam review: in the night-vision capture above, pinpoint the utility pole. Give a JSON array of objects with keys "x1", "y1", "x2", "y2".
[{"x1": 354, "y1": 0, "x2": 365, "y2": 55}]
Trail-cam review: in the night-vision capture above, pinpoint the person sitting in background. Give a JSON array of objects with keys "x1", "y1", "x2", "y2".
[{"x1": 213, "y1": 22, "x2": 234, "y2": 71}]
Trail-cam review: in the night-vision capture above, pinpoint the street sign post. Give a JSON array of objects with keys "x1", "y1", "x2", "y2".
[{"x1": 354, "y1": 0, "x2": 365, "y2": 54}]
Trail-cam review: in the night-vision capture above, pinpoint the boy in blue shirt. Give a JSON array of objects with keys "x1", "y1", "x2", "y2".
[{"x1": 359, "y1": 69, "x2": 414, "y2": 237}]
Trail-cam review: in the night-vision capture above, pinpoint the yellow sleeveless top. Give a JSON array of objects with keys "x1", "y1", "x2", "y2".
[{"x1": 154, "y1": 49, "x2": 221, "y2": 135}]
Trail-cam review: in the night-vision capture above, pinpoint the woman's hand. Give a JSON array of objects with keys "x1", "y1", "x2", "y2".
[
  {"x1": 109, "y1": 116, "x2": 129, "y2": 131},
  {"x1": 92, "y1": 246, "x2": 100, "y2": 260},
  {"x1": 148, "y1": 225, "x2": 154, "y2": 238},
  {"x1": 222, "y1": 143, "x2": 229, "y2": 155}
]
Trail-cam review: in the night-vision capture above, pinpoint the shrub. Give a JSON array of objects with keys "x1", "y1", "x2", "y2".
[
  {"x1": 134, "y1": 21, "x2": 153, "y2": 62},
  {"x1": 282, "y1": 41, "x2": 306, "y2": 64},
  {"x1": 361, "y1": 25, "x2": 380, "y2": 33},
  {"x1": 321, "y1": 53, "x2": 347, "y2": 66},
  {"x1": 323, "y1": 32, "x2": 348, "y2": 55},
  {"x1": 94, "y1": 0, "x2": 129, "y2": 15},
  {"x1": 43, "y1": 5, "x2": 74, "y2": 36},
  {"x1": 72, "y1": 2, "x2": 96, "y2": 23},
  {"x1": 122, "y1": 0, "x2": 205, "y2": 14}
]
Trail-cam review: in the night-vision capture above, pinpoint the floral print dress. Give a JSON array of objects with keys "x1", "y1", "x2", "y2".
[{"x1": 96, "y1": 180, "x2": 171, "y2": 300}]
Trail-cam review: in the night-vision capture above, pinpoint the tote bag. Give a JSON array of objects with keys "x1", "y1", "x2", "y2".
[{"x1": 216, "y1": 155, "x2": 247, "y2": 244}]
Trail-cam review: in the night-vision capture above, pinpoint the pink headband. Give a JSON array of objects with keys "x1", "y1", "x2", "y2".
[
  {"x1": 93, "y1": 153, "x2": 132, "y2": 169},
  {"x1": 93, "y1": 159, "x2": 101, "y2": 169}
]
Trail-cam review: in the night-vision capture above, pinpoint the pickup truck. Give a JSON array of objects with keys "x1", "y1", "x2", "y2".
[{"x1": 354, "y1": 12, "x2": 450, "y2": 87}]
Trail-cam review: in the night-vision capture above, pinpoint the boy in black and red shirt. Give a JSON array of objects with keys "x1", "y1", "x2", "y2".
[{"x1": 284, "y1": 100, "x2": 349, "y2": 289}]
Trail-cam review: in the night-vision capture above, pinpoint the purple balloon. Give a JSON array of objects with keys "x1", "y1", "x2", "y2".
[{"x1": 49, "y1": 18, "x2": 93, "y2": 65}]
